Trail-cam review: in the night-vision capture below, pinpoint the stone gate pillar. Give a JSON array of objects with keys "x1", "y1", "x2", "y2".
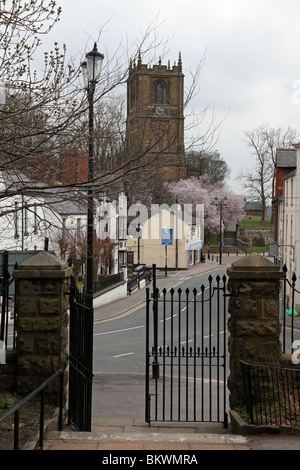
[
  {"x1": 14, "y1": 251, "x2": 72, "y2": 396},
  {"x1": 227, "y1": 253, "x2": 283, "y2": 408}
]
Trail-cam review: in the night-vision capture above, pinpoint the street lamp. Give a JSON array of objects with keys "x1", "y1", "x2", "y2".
[
  {"x1": 214, "y1": 196, "x2": 227, "y2": 265},
  {"x1": 81, "y1": 43, "x2": 104, "y2": 308}
]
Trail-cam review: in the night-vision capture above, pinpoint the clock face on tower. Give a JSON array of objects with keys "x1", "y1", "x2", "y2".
[{"x1": 156, "y1": 106, "x2": 164, "y2": 116}]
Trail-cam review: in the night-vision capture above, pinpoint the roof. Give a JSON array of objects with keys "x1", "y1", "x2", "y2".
[
  {"x1": 0, "y1": 170, "x2": 87, "y2": 215},
  {"x1": 244, "y1": 201, "x2": 263, "y2": 211},
  {"x1": 276, "y1": 148, "x2": 297, "y2": 168}
]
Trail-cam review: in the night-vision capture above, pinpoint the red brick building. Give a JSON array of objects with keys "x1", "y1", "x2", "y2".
[
  {"x1": 274, "y1": 148, "x2": 297, "y2": 242},
  {"x1": 244, "y1": 201, "x2": 266, "y2": 217},
  {"x1": 29, "y1": 148, "x2": 88, "y2": 185}
]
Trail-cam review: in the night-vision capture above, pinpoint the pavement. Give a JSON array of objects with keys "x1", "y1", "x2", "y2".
[
  {"x1": 42, "y1": 416, "x2": 300, "y2": 451},
  {"x1": 43, "y1": 254, "x2": 300, "y2": 452}
]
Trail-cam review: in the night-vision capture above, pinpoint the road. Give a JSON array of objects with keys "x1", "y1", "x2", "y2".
[
  {"x1": 91, "y1": 258, "x2": 300, "y2": 420},
  {"x1": 91, "y1": 265, "x2": 229, "y2": 420},
  {"x1": 93, "y1": 266, "x2": 228, "y2": 375}
]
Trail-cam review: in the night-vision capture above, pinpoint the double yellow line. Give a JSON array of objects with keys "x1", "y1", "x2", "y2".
[
  {"x1": 94, "y1": 301, "x2": 146, "y2": 324},
  {"x1": 94, "y1": 282, "x2": 183, "y2": 324}
]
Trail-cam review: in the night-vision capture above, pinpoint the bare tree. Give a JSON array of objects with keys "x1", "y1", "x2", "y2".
[
  {"x1": 0, "y1": 4, "x2": 173, "y2": 209},
  {"x1": 239, "y1": 124, "x2": 298, "y2": 223},
  {"x1": 0, "y1": 2, "x2": 226, "y2": 223}
]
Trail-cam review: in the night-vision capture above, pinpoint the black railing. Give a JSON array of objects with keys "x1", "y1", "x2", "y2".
[
  {"x1": 0, "y1": 253, "x2": 16, "y2": 351},
  {"x1": 128, "y1": 265, "x2": 152, "y2": 293},
  {"x1": 68, "y1": 279, "x2": 93, "y2": 431},
  {"x1": 93, "y1": 272, "x2": 123, "y2": 294},
  {"x1": 0, "y1": 369, "x2": 64, "y2": 450},
  {"x1": 240, "y1": 361, "x2": 300, "y2": 427},
  {"x1": 281, "y1": 265, "x2": 300, "y2": 354},
  {"x1": 146, "y1": 270, "x2": 229, "y2": 427}
]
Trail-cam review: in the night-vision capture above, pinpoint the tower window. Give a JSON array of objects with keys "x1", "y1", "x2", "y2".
[
  {"x1": 130, "y1": 80, "x2": 136, "y2": 107},
  {"x1": 152, "y1": 80, "x2": 168, "y2": 104},
  {"x1": 155, "y1": 131, "x2": 164, "y2": 150}
]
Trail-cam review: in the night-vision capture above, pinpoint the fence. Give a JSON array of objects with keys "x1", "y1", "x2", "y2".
[
  {"x1": 145, "y1": 271, "x2": 228, "y2": 426},
  {"x1": 281, "y1": 264, "x2": 300, "y2": 354},
  {"x1": 0, "y1": 369, "x2": 64, "y2": 450},
  {"x1": 240, "y1": 361, "x2": 300, "y2": 427},
  {"x1": 0, "y1": 255, "x2": 16, "y2": 351},
  {"x1": 68, "y1": 277, "x2": 94, "y2": 432},
  {"x1": 128, "y1": 265, "x2": 152, "y2": 293},
  {"x1": 93, "y1": 272, "x2": 124, "y2": 295}
]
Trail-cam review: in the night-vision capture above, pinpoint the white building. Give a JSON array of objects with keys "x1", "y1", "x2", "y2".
[
  {"x1": 0, "y1": 171, "x2": 88, "y2": 259},
  {"x1": 96, "y1": 192, "x2": 127, "y2": 276},
  {"x1": 0, "y1": 171, "x2": 128, "y2": 279},
  {"x1": 0, "y1": 172, "x2": 61, "y2": 253},
  {"x1": 277, "y1": 143, "x2": 300, "y2": 310}
]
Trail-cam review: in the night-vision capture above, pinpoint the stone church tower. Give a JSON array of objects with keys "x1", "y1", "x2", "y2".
[{"x1": 126, "y1": 53, "x2": 186, "y2": 182}]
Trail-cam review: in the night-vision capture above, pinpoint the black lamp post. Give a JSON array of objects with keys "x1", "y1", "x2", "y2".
[
  {"x1": 81, "y1": 43, "x2": 104, "y2": 308},
  {"x1": 214, "y1": 196, "x2": 227, "y2": 265}
]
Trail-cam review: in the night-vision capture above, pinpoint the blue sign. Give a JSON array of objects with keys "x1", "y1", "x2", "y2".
[{"x1": 162, "y1": 228, "x2": 173, "y2": 245}]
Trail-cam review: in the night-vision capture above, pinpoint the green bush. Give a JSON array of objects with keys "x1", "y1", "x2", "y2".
[{"x1": 252, "y1": 236, "x2": 265, "y2": 247}]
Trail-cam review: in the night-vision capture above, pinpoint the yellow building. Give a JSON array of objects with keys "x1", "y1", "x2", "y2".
[{"x1": 127, "y1": 207, "x2": 203, "y2": 270}]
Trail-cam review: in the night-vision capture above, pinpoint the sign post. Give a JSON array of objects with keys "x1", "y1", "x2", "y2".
[{"x1": 162, "y1": 228, "x2": 173, "y2": 277}]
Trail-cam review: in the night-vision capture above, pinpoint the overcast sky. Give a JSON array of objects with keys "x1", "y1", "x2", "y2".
[{"x1": 43, "y1": 0, "x2": 300, "y2": 195}]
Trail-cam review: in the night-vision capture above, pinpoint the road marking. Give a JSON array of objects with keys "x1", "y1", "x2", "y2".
[
  {"x1": 113, "y1": 352, "x2": 134, "y2": 358},
  {"x1": 94, "y1": 325, "x2": 144, "y2": 336},
  {"x1": 94, "y1": 302, "x2": 146, "y2": 324}
]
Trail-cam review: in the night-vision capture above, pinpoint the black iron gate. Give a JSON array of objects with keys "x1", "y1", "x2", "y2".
[
  {"x1": 68, "y1": 277, "x2": 94, "y2": 431},
  {"x1": 0, "y1": 252, "x2": 15, "y2": 351},
  {"x1": 145, "y1": 270, "x2": 229, "y2": 427}
]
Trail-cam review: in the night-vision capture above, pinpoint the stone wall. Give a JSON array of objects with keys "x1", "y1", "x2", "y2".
[
  {"x1": 238, "y1": 228, "x2": 274, "y2": 245},
  {"x1": 13, "y1": 251, "x2": 71, "y2": 397},
  {"x1": 227, "y1": 253, "x2": 282, "y2": 408}
]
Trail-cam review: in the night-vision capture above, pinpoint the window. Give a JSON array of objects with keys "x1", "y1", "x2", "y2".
[
  {"x1": 152, "y1": 79, "x2": 168, "y2": 104},
  {"x1": 77, "y1": 218, "x2": 81, "y2": 236},
  {"x1": 127, "y1": 251, "x2": 134, "y2": 266},
  {"x1": 118, "y1": 216, "x2": 127, "y2": 240},
  {"x1": 155, "y1": 131, "x2": 163, "y2": 151},
  {"x1": 130, "y1": 80, "x2": 136, "y2": 107},
  {"x1": 119, "y1": 251, "x2": 126, "y2": 267},
  {"x1": 34, "y1": 204, "x2": 38, "y2": 234},
  {"x1": 24, "y1": 205, "x2": 28, "y2": 236},
  {"x1": 14, "y1": 202, "x2": 19, "y2": 238}
]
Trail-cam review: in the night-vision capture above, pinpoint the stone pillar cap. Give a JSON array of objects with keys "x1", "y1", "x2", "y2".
[
  {"x1": 14, "y1": 251, "x2": 72, "y2": 279},
  {"x1": 228, "y1": 252, "x2": 283, "y2": 279},
  {"x1": 17, "y1": 250, "x2": 68, "y2": 270}
]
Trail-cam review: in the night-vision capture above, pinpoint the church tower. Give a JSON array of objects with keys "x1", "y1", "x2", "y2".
[{"x1": 126, "y1": 53, "x2": 186, "y2": 182}]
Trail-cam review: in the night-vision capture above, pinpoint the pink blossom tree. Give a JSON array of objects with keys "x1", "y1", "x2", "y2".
[{"x1": 166, "y1": 175, "x2": 245, "y2": 234}]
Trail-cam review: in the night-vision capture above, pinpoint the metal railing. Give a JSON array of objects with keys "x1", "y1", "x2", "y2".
[
  {"x1": 128, "y1": 265, "x2": 152, "y2": 293},
  {"x1": 0, "y1": 369, "x2": 64, "y2": 450},
  {"x1": 93, "y1": 272, "x2": 123, "y2": 294},
  {"x1": 240, "y1": 361, "x2": 300, "y2": 427},
  {"x1": 281, "y1": 265, "x2": 300, "y2": 353},
  {"x1": 146, "y1": 270, "x2": 229, "y2": 427},
  {"x1": 68, "y1": 279, "x2": 93, "y2": 432},
  {"x1": 0, "y1": 256, "x2": 16, "y2": 351}
]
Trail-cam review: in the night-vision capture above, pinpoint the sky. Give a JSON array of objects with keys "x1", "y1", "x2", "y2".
[{"x1": 42, "y1": 0, "x2": 300, "y2": 195}]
